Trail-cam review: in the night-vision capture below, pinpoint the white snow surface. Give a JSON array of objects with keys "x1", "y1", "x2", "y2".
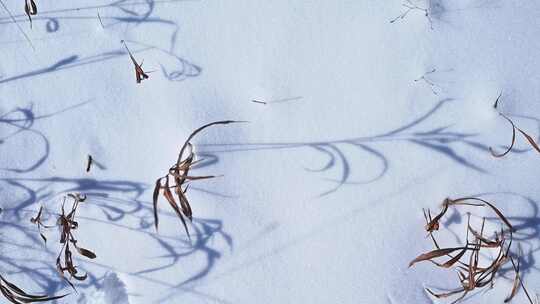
[
  {"x1": 0, "y1": 0, "x2": 540, "y2": 303},
  {"x1": 78, "y1": 272, "x2": 129, "y2": 304}
]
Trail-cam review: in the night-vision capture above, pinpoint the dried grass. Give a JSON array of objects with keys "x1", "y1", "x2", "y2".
[
  {"x1": 121, "y1": 40, "x2": 149, "y2": 84},
  {"x1": 412, "y1": 196, "x2": 535, "y2": 303},
  {"x1": 153, "y1": 120, "x2": 241, "y2": 238},
  {"x1": 31, "y1": 193, "x2": 96, "y2": 290},
  {"x1": 24, "y1": 0, "x2": 37, "y2": 28},
  {"x1": 0, "y1": 275, "x2": 67, "y2": 304},
  {"x1": 490, "y1": 95, "x2": 540, "y2": 157}
]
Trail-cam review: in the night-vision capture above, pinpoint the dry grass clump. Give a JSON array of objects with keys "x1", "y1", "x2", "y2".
[
  {"x1": 410, "y1": 197, "x2": 536, "y2": 304},
  {"x1": 153, "y1": 120, "x2": 240, "y2": 238},
  {"x1": 0, "y1": 171, "x2": 69, "y2": 303},
  {"x1": 121, "y1": 40, "x2": 150, "y2": 84},
  {"x1": 31, "y1": 193, "x2": 96, "y2": 290}
]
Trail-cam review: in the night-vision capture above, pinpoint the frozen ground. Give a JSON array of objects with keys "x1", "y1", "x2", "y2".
[{"x1": 1, "y1": 0, "x2": 540, "y2": 303}]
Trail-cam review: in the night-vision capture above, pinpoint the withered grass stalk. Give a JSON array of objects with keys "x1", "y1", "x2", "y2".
[
  {"x1": 490, "y1": 94, "x2": 540, "y2": 158},
  {"x1": 24, "y1": 0, "x2": 37, "y2": 28},
  {"x1": 411, "y1": 196, "x2": 534, "y2": 304},
  {"x1": 153, "y1": 120, "x2": 241, "y2": 238},
  {"x1": 31, "y1": 193, "x2": 97, "y2": 290},
  {"x1": 0, "y1": 274, "x2": 67, "y2": 304},
  {"x1": 121, "y1": 40, "x2": 149, "y2": 84}
]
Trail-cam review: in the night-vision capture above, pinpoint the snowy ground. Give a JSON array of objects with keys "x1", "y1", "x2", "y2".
[{"x1": 1, "y1": 0, "x2": 540, "y2": 303}]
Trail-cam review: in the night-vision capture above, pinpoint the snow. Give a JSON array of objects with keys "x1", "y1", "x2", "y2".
[
  {"x1": 0, "y1": 0, "x2": 540, "y2": 303},
  {"x1": 78, "y1": 272, "x2": 129, "y2": 304}
]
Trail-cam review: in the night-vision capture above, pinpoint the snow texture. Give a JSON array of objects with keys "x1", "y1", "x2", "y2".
[
  {"x1": 78, "y1": 272, "x2": 129, "y2": 304},
  {"x1": 0, "y1": 0, "x2": 540, "y2": 303}
]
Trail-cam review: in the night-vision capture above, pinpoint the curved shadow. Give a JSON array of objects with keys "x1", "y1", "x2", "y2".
[
  {"x1": 0, "y1": 173, "x2": 234, "y2": 301},
  {"x1": 0, "y1": 101, "x2": 90, "y2": 173},
  {"x1": 199, "y1": 99, "x2": 496, "y2": 196},
  {"x1": 0, "y1": 1, "x2": 201, "y2": 85},
  {"x1": 133, "y1": 217, "x2": 232, "y2": 289}
]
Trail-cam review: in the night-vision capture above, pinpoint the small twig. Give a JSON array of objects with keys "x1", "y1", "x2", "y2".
[
  {"x1": 493, "y1": 91, "x2": 503, "y2": 109},
  {"x1": 97, "y1": 11, "x2": 105, "y2": 29},
  {"x1": 390, "y1": 0, "x2": 433, "y2": 29},
  {"x1": 414, "y1": 68, "x2": 440, "y2": 95},
  {"x1": 251, "y1": 96, "x2": 303, "y2": 105},
  {"x1": 86, "y1": 155, "x2": 93, "y2": 172}
]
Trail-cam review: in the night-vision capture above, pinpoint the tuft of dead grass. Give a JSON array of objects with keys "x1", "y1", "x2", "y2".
[
  {"x1": 153, "y1": 120, "x2": 242, "y2": 238},
  {"x1": 31, "y1": 193, "x2": 96, "y2": 290},
  {"x1": 411, "y1": 196, "x2": 535, "y2": 304},
  {"x1": 121, "y1": 40, "x2": 149, "y2": 84}
]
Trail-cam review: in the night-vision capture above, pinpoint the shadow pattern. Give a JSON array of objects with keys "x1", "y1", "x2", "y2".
[
  {"x1": 200, "y1": 99, "x2": 507, "y2": 196},
  {"x1": 0, "y1": 0, "x2": 201, "y2": 85}
]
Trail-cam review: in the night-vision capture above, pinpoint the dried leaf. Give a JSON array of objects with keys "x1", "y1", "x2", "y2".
[
  {"x1": 0, "y1": 275, "x2": 67, "y2": 304},
  {"x1": 450, "y1": 197, "x2": 513, "y2": 231},
  {"x1": 425, "y1": 199, "x2": 449, "y2": 232},
  {"x1": 505, "y1": 257, "x2": 521, "y2": 303},
  {"x1": 176, "y1": 188, "x2": 192, "y2": 221},
  {"x1": 425, "y1": 287, "x2": 465, "y2": 299},
  {"x1": 517, "y1": 127, "x2": 540, "y2": 153},
  {"x1": 163, "y1": 177, "x2": 190, "y2": 238},
  {"x1": 468, "y1": 225, "x2": 499, "y2": 248},
  {"x1": 121, "y1": 40, "x2": 149, "y2": 84},
  {"x1": 483, "y1": 201, "x2": 513, "y2": 231},
  {"x1": 409, "y1": 247, "x2": 469, "y2": 268},
  {"x1": 441, "y1": 247, "x2": 468, "y2": 268},
  {"x1": 152, "y1": 178, "x2": 161, "y2": 231},
  {"x1": 76, "y1": 247, "x2": 97, "y2": 259}
]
